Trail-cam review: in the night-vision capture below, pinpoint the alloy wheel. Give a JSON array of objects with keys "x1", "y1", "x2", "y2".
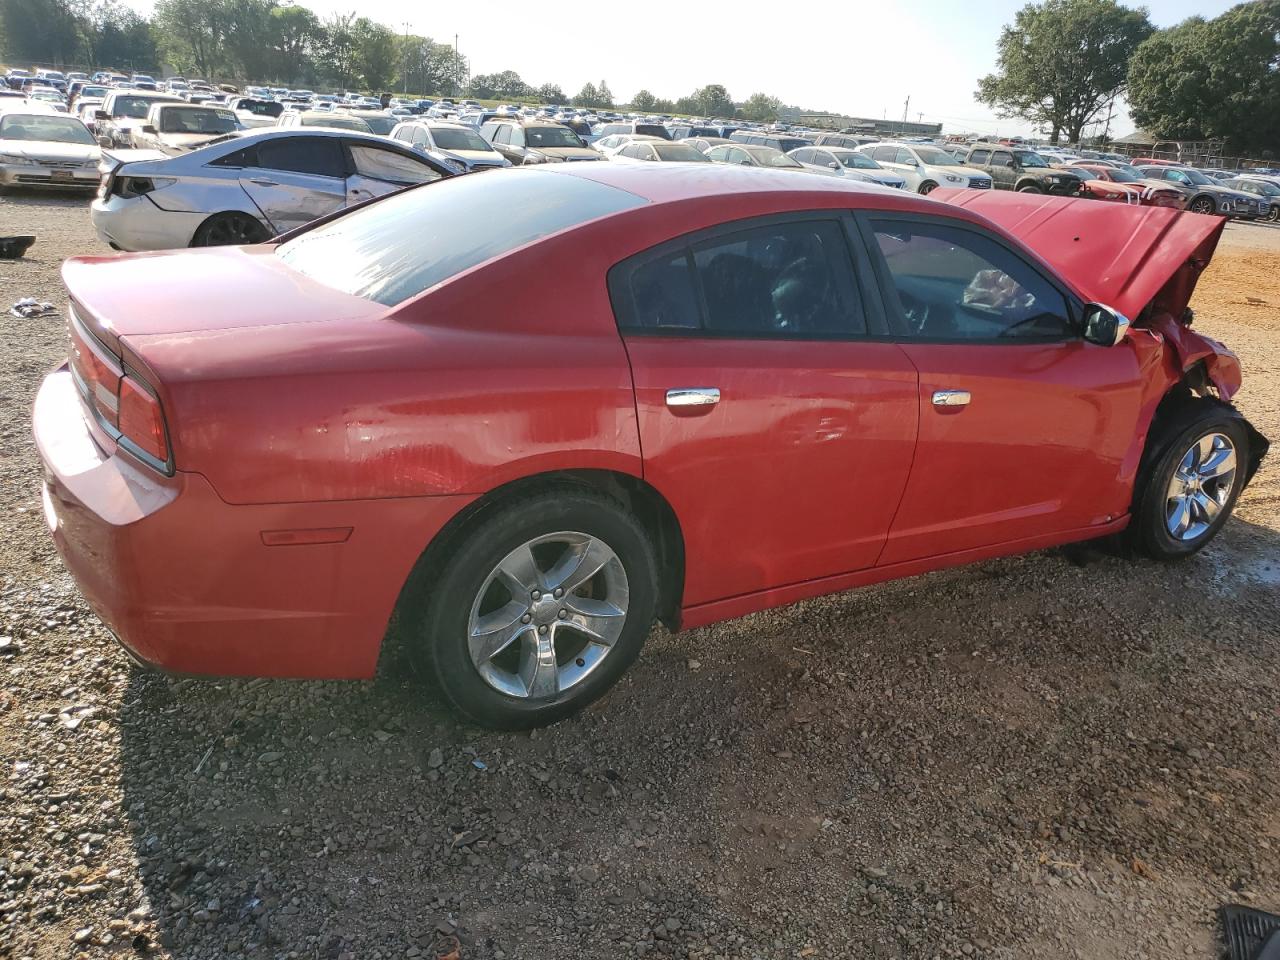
[
  {"x1": 201, "y1": 214, "x2": 267, "y2": 246},
  {"x1": 1165, "y1": 432, "x2": 1236, "y2": 541},
  {"x1": 466, "y1": 531, "x2": 629, "y2": 700},
  {"x1": 1190, "y1": 197, "x2": 1216, "y2": 215}
]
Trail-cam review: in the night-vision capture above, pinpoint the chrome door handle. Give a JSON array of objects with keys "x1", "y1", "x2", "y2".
[
  {"x1": 666, "y1": 388, "x2": 720, "y2": 408},
  {"x1": 248, "y1": 177, "x2": 278, "y2": 186},
  {"x1": 931, "y1": 390, "x2": 971, "y2": 407}
]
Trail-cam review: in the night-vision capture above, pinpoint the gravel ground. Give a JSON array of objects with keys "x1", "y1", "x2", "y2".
[{"x1": 1, "y1": 191, "x2": 1278, "y2": 960}]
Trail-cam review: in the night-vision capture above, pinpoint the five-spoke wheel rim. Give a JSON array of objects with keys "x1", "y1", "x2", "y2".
[
  {"x1": 467, "y1": 531, "x2": 629, "y2": 700},
  {"x1": 1165, "y1": 432, "x2": 1236, "y2": 541}
]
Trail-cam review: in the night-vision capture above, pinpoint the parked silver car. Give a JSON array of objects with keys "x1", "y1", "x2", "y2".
[
  {"x1": 91, "y1": 129, "x2": 455, "y2": 251},
  {"x1": 857, "y1": 142, "x2": 992, "y2": 193},
  {"x1": 787, "y1": 146, "x2": 908, "y2": 188},
  {"x1": 389, "y1": 120, "x2": 509, "y2": 172},
  {"x1": 0, "y1": 110, "x2": 101, "y2": 191}
]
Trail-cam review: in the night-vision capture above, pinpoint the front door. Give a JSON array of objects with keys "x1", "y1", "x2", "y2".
[
  {"x1": 862, "y1": 214, "x2": 1145, "y2": 565},
  {"x1": 343, "y1": 141, "x2": 444, "y2": 204},
  {"x1": 612, "y1": 213, "x2": 920, "y2": 607},
  {"x1": 239, "y1": 135, "x2": 346, "y2": 233}
]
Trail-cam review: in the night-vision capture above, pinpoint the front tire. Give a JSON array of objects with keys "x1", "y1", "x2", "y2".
[
  {"x1": 918, "y1": 180, "x2": 938, "y2": 195},
  {"x1": 1017, "y1": 183, "x2": 1044, "y2": 194},
  {"x1": 1128, "y1": 400, "x2": 1250, "y2": 561},
  {"x1": 1189, "y1": 195, "x2": 1217, "y2": 216},
  {"x1": 414, "y1": 489, "x2": 659, "y2": 729}
]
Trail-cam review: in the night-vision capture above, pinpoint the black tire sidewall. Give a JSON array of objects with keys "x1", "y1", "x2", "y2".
[
  {"x1": 1018, "y1": 184, "x2": 1044, "y2": 193},
  {"x1": 419, "y1": 492, "x2": 658, "y2": 729},
  {"x1": 918, "y1": 181, "x2": 937, "y2": 194},
  {"x1": 1134, "y1": 407, "x2": 1249, "y2": 560},
  {"x1": 193, "y1": 212, "x2": 268, "y2": 247}
]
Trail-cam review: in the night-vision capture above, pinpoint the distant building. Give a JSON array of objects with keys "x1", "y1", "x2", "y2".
[{"x1": 797, "y1": 114, "x2": 943, "y2": 136}]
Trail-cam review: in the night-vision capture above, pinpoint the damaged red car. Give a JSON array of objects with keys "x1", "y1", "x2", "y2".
[{"x1": 34, "y1": 165, "x2": 1268, "y2": 729}]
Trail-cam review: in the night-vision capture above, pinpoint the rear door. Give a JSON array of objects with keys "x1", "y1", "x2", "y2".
[
  {"x1": 612, "y1": 213, "x2": 920, "y2": 608},
  {"x1": 238, "y1": 135, "x2": 346, "y2": 232},
  {"x1": 859, "y1": 214, "x2": 1144, "y2": 564},
  {"x1": 988, "y1": 150, "x2": 1016, "y2": 189}
]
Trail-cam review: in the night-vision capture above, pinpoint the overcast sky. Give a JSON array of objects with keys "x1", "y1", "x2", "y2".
[{"x1": 124, "y1": 0, "x2": 1239, "y2": 136}]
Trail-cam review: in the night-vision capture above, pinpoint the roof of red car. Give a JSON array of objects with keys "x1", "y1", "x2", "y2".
[{"x1": 537, "y1": 161, "x2": 892, "y2": 205}]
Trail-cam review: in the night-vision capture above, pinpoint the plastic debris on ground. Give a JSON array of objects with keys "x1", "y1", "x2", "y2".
[
  {"x1": 10, "y1": 298, "x2": 57, "y2": 318},
  {"x1": 0, "y1": 235, "x2": 35, "y2": 259}
]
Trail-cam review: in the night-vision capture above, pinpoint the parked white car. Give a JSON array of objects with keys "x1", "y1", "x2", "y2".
[
  {"x1": 126, "y1": 103, "x2": 241, "y2": 154},
  {"x1": 0, "y1": 110, "x2": 101, "y2": 191},
  {"x1": 228, "y1": 97, "x2": 284, "y2": 129},
  {"x1": 93, "y1": 90, "x2": 184, "y2": 147},
  {"x1": 856, "y1": 142, "x2": 992, "y2": 193},
  {"x1": 787, "y1": 146, "x2": 908, "y2": 189},
  {"x1": 388, "y1": 120, "x2": 509, "y2": 172},
  {"x1": 91, "y1": 129, "x2": 455, "y2": 251}
]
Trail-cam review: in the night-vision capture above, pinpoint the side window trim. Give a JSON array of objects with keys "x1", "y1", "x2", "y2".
[
  {"x1": 607, "y1": 210, "x2": 884, "y2": 341},
  {"x1": 852, "y1": 210, "x2": 1083, "y2": 344}
]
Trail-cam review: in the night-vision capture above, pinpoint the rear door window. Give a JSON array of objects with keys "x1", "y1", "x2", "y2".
[
  {"x1": 613, "y1": 218, "x2": 868, "y2": 338},
  {"x1": 349, "y1": 144, "x2": 442, "y2": 185},
  {"x1": 969, "y1": 149, "x2": 990, "y2": 164},
  {"x1": 256, "y1": 136, "x2": 345, "y2": 178}
]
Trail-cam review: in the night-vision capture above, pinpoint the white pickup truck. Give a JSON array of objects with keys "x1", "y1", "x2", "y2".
[{"x1": 97, "y1": 97, "x2": 240, "y2": 153}]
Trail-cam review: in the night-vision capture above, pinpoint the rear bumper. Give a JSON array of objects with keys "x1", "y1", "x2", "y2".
[
  {"x1": 90, "y1": 194, "x2": 203, "y2": 251},
  {"x1": 35, "y1": 366, "x2": 473, "y2": 679}
]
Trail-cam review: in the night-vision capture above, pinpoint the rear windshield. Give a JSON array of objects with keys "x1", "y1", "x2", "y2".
[
  {"x1": 634, "y1": 124, "x2": 672, "y2": 140},
  {"x1": 431, "y1": 126, "x2": 490, "y2": 151},
  {"x1": 276, "y1": 170, "x2": 645, "y2": 306}
]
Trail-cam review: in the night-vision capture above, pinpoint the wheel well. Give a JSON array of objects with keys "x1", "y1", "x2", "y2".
[
  {"x1": 385, "y1": 470, "x2": 686, "y2": 669},
  {"x1": 191, "y1": 210, "x2": 271, "y2": 243}
]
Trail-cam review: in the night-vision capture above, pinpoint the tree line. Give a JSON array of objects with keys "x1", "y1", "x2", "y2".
[
  {"x1": 0, "y1": 0, "x2": 788, "y2": 119},
  {"x1": 977, "y1": 0, "x2": 1280, "y2": 156}
]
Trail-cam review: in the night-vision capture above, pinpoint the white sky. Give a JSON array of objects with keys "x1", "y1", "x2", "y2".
[{"x1": 123, "y1": 0, "x2": 1238, "y2": 137}]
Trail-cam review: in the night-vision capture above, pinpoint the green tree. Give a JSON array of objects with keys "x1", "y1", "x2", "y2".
[
  {"x1": 536, "y1": 82, "x2": 566, "y2": 103},
  {"x1": 1128, "y1": 1, "x2": 1280, "y2": 154},
  {"x1": 740, "y1": 92, "x2": 782, "y2": 122},
  {"x1": 596, "y1": 79, "x2": 613, "y2": 107},
  {"x1": 976, "y1": 0, "x2": 1154, "y2": 143},
  {"x1": 153, "y1": 0, "x2": 230, "y2": 78},
  {"x1": 268, "y1": 4, "x2": 321, "y2": 84},
  {"x1": 651, "y1": 97, "x2": 675, "y2": 113},
  {"x1": 353, "y1": 17, "x2": 397, "y2": 91},
  {"x1": 573, "y1": 81, "x2": 599, "y2": 107},
  {"x1": 318, "y1": 10, "x2": 358, "y2": 90},
  {"x1": 692, "y1": 83, "x2": 733, "y2": 116},
  {"x1": 223, "y1": 0, "x2": 275, "y2": 81},
  {"x1": 399, "y1": 36, "x2": 466, "y2": 97},
  {"x1": 0, "y1": 0, "x2": 80, "y2": 65},
  {"x1": 673, "y1": 95, "x2": 701, "y2": 115},
  {"x1": 630, "y1": 88, "x2": 657, "y2": 111}
]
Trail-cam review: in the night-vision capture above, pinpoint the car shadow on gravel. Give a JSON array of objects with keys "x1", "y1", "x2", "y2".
[{"x1": 114, "y1": 517, "x2": 1280, "y2": 959}]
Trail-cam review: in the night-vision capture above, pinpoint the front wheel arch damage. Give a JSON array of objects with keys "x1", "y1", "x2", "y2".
[{"x1": 377, "y1": 470, "x2": 686, "y2": 679}]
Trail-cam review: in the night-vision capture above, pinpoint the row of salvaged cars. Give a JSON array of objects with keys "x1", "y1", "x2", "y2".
[{"x1": 2, "y1": 85, "x2": 1278, "y2": 252}]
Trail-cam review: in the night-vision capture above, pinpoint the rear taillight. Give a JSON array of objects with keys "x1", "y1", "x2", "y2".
[
  {"x1": 68, "y1": 310, "x2": 171, "y2": 471},
  {"x1": 117, "y1": 376, "x2": 169, "y2": 464}
]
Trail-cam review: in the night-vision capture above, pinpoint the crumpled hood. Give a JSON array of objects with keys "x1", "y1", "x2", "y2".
[{"x1": 933, "y1": 189, "x2": 1224, "y2": 322}]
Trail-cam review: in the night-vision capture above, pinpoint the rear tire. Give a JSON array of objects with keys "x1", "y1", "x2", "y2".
[
  {"x1": 1267, "y1": 206, "x2": 1279, "y2": 223},
  {"x1": 191, "y1": 211, "x2": 271, "y2": 247},
  {"x1": 1127, "y1": 399, "x2": 1250, "y2": 561},
  {"x1": 413, "y1": 489, "x2": 659, "y2": 729}
]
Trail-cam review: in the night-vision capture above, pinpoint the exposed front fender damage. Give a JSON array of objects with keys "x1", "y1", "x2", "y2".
[{"x1": 1147, "y1": 312, "x2": 1242, "y2": 400}]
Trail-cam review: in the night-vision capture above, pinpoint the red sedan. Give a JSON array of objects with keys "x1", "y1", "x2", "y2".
[
  {"x1": 1069, "y1": 163, "x2": 1188, "y2": 209},
  {"x1": 34, "y1": 166, "x2": 1268, "y2": 728}
]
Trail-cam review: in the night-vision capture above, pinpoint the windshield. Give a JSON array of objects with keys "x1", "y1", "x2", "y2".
[
  {"x1": 431, "y1": 126, "x2": 490, "y2": 151},
  {"x1": 361, "y1": 115, "x2": 396, "y2": 135},
  {"x1": 914, "y1": 147, "x2": 961, "y2": 166},
  {"x1": 838, "y1": 152, "x2": 879, "y2": 169},
  {"x1": 654, "y1": 143, "x2": 710, "y2": 162},
  {"x1": 0, "y1": 113, "x2": 96, "y2": 144},
  {"x1": 81, "y1": 85, "x2": 108, "y2": 98},
  {"x1": 304, "y1": 114, "x2": 370, "y2": 131},
  {"x1": 1237, "y1": 179, "x2": 1280, "y2": 195},
  {"x1": 525, "y1": 126, "x2": 585, "y2": 148},
  {"x1": 159, "y1": 107, "x2": 237, "y2": 134},
  {"x1": 113, "y1": 95, "x2": 172, "y2": 118},
  {"x1": 1177, "y1": 168, "x2": 1213, "y2": 185},
  {"x1": 748, "y1": 147, "x2": 801, "y2": 168},
  {"x1": 1105, "y1": 167, "x2": 1144, "y2": 183},
  {"x1": 1014, "y1": 151, "x2": 1049, "y2": 168},
  {"x1": 277, "y1": 171, "x2": 644, "y2": 306}
]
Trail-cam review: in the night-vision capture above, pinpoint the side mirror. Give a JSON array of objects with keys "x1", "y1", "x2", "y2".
[
  {"x1": 142, "y1": 124, "x2": 157, "y2": 134},
  {"x1": 1005, "y1": 159, "x2": 1018, "y2": 168},
  {"x1": 828, "y1": 161, "x2": 839, "y2": 169},
  {"x1": 95, "y1": 110, "x2": 109, "y2": 121},
  {"x1": 1083, "y1": 303, "x2": 1130, "y2": 346}
]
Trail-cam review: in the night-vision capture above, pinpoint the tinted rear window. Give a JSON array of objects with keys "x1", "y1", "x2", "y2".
[{"x1": 276, "y1": 170, "x2": 645, "y2": 306}]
